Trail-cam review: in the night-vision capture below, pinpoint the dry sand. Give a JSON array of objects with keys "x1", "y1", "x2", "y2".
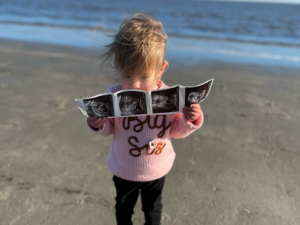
[{"x1": 0, "y1": 40, "x2": 300, "y2": 225}]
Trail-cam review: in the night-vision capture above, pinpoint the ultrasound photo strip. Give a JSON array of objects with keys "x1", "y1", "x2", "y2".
[{"x1": 75, "y1": 79, "x2": 213, "y2": 118}]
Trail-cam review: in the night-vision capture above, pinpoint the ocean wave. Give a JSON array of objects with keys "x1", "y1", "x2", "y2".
[
  {"x1": 1, "y1": 20, "x2": 300, "y2": 48},
  {"x1": 168, "y1": 45, "x2": 300, "y2": 62},
  {"x1": 0, "y1": 20, "x2": 115, "y2": 32}
]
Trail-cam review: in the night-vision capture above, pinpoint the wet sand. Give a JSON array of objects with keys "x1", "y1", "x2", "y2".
[{"x1": 1, "y1": 40, "x2": 300, "y2": 225}]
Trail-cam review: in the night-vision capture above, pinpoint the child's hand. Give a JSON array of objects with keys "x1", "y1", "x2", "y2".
[
  {"x1": 182, "y1": 104, "x2": 201, "y2": 122},
  {"x1": 87, "y1": 116, "x2": 107, "y2": 129}
]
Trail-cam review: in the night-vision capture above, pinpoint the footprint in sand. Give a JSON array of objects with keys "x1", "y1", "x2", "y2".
[
  {"x1": 0, "y1": 186, "x2": 13, "y2": 200},
  {"x1": 0, "y1": 119, "x2": 22, "y2": 130},
  {"x1": 0, "y1": 72, "x2": 11, "y2": 77},
  {"x1": 265, "y1": 102, "x2": 276, "y2": 108},
  {"x1": 245, "y1": 93, "x2": 291, "y2": 119},
  {"x1": 0, "y1": 62, "x2": 8, "y2": 68},
  {"x1": 245, "y1": 94, "x2": 265, "y2": 107},
  {"x1": 162, "y1": 213, "x2": 171, "y2": 221},
  {"x1": 0, "y1": 83, "x2": 8, "y2": 88}
]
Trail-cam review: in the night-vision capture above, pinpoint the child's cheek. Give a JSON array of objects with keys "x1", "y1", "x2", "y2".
[{"x1": 121, "y1": 83, "x2": 129, "y2": 90}]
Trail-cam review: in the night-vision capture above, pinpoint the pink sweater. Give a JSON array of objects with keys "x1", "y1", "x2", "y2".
[{"x1": 87, "y1": 82, "x2": 204, "y2": 181}]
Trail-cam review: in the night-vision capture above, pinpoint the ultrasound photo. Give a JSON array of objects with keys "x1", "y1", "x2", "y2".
[
  {"x1": 185, "y1": 80, "x2": 212, "y2": 106},
  {"x1": 151, "y1": 86, "x2": 179, "y2": 114},
  {"x1": 76, "y1": 79, "x2": 213, "y2": 118},
  {"x1": 117, "y1": 91, "x2": 147, "y2": 116},
  {"x1": 83, "y1": 95, "x2": 114, "y2": 117}
]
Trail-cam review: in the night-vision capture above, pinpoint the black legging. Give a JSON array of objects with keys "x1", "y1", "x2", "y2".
[{"x1": 112, "y1": 175, "x2": 166, "y2": 225}]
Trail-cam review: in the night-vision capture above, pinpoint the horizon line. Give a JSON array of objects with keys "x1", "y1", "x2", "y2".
[{"x1": 187, "y1": 0, "x2": 300, "y2": 4}]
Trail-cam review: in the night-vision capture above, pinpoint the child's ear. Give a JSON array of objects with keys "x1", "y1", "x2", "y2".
[
  {"x1": 160, "y1": 61, "x2": 168, "y2": 72},
  {"x1": 157, "y1": 80, "x2": 162, "y2": 89}
]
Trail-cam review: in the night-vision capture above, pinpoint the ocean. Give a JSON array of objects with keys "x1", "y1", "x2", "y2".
[{"x1": 1, "y1": 0, "x2": 300, "y2": 68}]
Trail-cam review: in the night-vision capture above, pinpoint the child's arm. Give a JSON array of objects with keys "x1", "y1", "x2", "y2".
[
  {"x1": 170, "y1": 104, "x2": 204, "y2": 139},
  {"x1": 87, "y1": 116, "x2": 114, "y2": 136},
  {"x1": 87, "y1": 116, "x2": 107, "y2": 129},
  {"x1": 182, "y1": 104, "x2": 202, "y2": 123}
]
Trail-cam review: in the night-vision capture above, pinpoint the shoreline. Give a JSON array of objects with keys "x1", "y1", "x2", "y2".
[
  {"x1": 1, "y1": 38, "x2": 300, "y2": 76},
  {"x1": 1, "y1": 38, "x2": 300, "y2": 225},
  {"x1": 2, "y1": 21, "x2": 300, "y2": 47},
  {"x1": 1, "y1": 21, "x2": 300, "y2": 69}
]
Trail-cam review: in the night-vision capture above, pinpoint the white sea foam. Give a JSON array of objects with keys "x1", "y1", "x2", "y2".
[
  {"x1": 1, "y1": 22, "x2": 300, "y2": 68},
  {"x1": 166, "y1": 37, "x2": 300, "y2": 67}
]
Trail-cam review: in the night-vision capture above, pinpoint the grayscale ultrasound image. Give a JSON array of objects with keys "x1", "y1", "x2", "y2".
[
  {"x1": 151, "y1": 86, "x2": 179, "y2": 114},
  {"x1": 185, "y1": 80, "x2": 212, "y2": 106},
  {"x1": 83, "y1": 95, "x2": 114, "y2": 117},
  {"x1": 117, "y1": 91, "x2": 147, "y2": 116}
]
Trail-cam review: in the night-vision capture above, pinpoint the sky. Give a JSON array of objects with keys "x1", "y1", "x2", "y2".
[{"x1": 210, "y1": 0, "x2": 300, "y2": 3}]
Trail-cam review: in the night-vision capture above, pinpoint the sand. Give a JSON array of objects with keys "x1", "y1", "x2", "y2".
[{"x1": 0, "y1": 39, "x2": 300, "y2": 225}]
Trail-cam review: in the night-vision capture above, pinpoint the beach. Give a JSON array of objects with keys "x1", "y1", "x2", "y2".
[{"x1": 0, "y1": 39, "x2": 300, "y2": 224}]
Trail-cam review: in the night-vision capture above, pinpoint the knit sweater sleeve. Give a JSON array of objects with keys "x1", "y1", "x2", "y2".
[
  {"x1": 86, "y1": 84, "x2": 122, "y2": 136},
  {"x1": 170, "y1": 108, "x2": 204, "y2": 139},
  {"x1": 87, "y1": 118, "x2": 114, "y2": 136}
]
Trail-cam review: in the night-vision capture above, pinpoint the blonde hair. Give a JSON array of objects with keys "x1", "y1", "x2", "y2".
[{"x1": 99, "y1": 11, "x2": 169, "y2": 81}]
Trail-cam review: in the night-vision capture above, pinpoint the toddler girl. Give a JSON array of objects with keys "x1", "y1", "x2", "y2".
[{"x1": 87, "y1": 11, "x2": 203, "y2": 225}]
